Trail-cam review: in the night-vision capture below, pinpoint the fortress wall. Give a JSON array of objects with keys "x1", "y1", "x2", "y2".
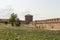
[
  {"x1": 35, "y1": 23, "x2": 60, "y2": 30},
  {"x1": 30, "y1": 18, "x2": 60, "y2": 30}
]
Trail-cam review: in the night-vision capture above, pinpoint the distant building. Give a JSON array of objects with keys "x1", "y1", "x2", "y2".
[
  {"x1": 0, "y1": 19, "x2": 8, "y2": 23},
  {"x1": 20, "y1": 20, "x2": 26, "y2": 24},
  {"x1": 25, "y1": 14, "x2": 33, "y2": 24},
  {"x1": 31, "y1": 18, "x2": 60, "y2": 30},
  {"x1": 1, "y1": 14, "x2": 60, "y2": 30}
]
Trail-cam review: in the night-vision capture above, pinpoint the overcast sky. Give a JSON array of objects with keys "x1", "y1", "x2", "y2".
[{"x1": 0, "y1": 0, "x2": 60, "y2": 20}]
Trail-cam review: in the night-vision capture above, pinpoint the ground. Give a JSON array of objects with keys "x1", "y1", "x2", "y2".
[{"x1": 0, "y1": 24, "x2": 60, "y2": 40}]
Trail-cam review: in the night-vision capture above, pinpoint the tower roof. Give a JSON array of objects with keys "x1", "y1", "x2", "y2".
[{"x1": 25, "y1": 14, "x2": 33, "y2": 16}]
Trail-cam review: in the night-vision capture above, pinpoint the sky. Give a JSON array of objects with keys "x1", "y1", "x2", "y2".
[{"x1": 0, "y1": 0, "x2": 60, "y2": 20}]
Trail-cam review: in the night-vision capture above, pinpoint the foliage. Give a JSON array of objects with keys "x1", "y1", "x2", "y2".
[
  {"x1": 15, "y1": 18, "x2": 21, "y2": 26},
  {"x1": 9, "y1": 13, "x2": 17, "y2": 26},
  {"x1": 4, "y1": 20, "x2": 8, "y2": 24}
]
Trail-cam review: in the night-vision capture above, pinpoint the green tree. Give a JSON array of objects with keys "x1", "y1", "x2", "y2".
[
  {"x1": 9, "y1": 13, "x2": 17, "y2": 26},
  {"x1": 15, "y1": 18, "x2": 21, "y2": 26}
]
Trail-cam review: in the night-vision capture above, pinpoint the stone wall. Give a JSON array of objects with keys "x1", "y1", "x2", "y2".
[
  {"x1": 31, "y1": 18, "x2": 60, "y2": 30},
  {"x1": 35, "y1": 23, "x2": 60, "y2": 30}
]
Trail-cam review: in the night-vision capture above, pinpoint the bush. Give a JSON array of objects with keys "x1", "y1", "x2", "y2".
[
  {"x1": 15, "y1": 21, "x2": 21, "y2": 27},
  {"x1": 4, "y1": 21, "x2": 8, "y2": 24},
  {"x1": 15, "y1": 18, "x2": 21, "y2": 27}
]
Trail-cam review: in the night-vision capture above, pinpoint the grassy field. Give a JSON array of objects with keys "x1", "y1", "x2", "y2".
[{"x1": 0, "y1": 24, "x2": 60, "y2": 40}]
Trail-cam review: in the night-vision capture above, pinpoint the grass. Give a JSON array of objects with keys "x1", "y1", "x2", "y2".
[{"x1": 0, "y1": 24, "x2": 60, "y2": 40}]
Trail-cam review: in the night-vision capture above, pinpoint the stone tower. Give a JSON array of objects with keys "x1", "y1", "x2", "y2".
[{"x1": 25, "y1": 14, "x2": 33, "y2": 24}]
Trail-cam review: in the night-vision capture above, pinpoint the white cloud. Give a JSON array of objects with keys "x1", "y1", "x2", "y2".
[{"x1": 0, "y1": 0, "x2": 60, "y2": 20}]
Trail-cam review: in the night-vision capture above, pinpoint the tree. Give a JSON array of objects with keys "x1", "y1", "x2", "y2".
[
  {"x1": 15, "y1": 18, "x2": 21, "y2": 26},
  {"x1": 9, "y1": 13, "x2": 17, "y2": 26}
]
